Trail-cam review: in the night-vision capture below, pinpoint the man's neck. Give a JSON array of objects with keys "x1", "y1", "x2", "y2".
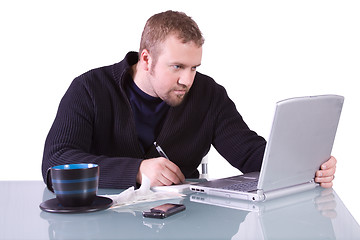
[{"x1": 131, "y1": 63, "x2": 156, "y2": 98}]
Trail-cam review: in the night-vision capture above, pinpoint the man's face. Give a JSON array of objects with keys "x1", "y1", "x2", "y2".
[{"x1": 147, "y1": 35, "x2": 202, "y2": 107}]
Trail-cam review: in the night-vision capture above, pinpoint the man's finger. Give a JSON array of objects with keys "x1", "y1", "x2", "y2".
[
  {"x1": 316, "y1": 167, "x2": 336, "y2": 178},
  {"x1": 321, "y1": 156, "x2": 337, "y2": 170},
  {"x1": 162, "y1": 168, "x2": 184, "y2": 185},
  {"x1": 157, "y1": 174, "x2": 174, "y2": 186},
  {"x1": 315, "y1": 175, "x2": 334, "y2": 183},
  {"x1": 163, "y1": 159, "x2": 185, "y2": 183}
]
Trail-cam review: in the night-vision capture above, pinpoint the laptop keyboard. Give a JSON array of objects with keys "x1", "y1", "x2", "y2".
[{"x1": 221, "y1": 180, "x2": 258, "y2": 192}]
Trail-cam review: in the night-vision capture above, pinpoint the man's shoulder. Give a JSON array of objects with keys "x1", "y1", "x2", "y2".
[
  {"x1": 68, "y1": 65, "x2": 115, "y2": 93},
  {"x1": 193, "y1": 71, "x2": 226, "y2": 94},
  {"x1": 73, "y1": 52, "x2": 137, "y2": 88},
  {"x1": 182, "y1": 71, "x2": 230, "y2": 111},
  {"x1": 194, "y1": 71, "x2": 214, "y2": 83}
]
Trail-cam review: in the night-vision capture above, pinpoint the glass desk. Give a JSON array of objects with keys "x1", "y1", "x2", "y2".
[{"x1": 1, "y1": 181, "x2": 359, "y2": 239}]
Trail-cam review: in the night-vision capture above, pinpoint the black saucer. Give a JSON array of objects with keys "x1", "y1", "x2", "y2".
[{"x1": 39, "y1": 196, "x2": 113, "y2": 213}]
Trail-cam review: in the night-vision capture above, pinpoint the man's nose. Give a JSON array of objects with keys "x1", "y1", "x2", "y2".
[{"x1": 178, "y1": 70, "x2": 195, "y2": 87}]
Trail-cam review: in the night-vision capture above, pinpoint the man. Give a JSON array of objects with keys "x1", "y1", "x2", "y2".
[{"x1": 42, "y1": 10, "x2": 336, "y2": 189}]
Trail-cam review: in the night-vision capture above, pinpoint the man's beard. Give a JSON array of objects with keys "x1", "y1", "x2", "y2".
[
  {"x1": 149, "y1": 65, "x2": 189, "y2": 107},
  {"x1": 162, "y1": 87, "x2": 189, "y2": 107}
]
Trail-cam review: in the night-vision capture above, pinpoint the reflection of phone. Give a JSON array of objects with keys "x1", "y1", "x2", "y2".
[{"x1": 142, "y1": 203, "x2": 186, "y2": 219}]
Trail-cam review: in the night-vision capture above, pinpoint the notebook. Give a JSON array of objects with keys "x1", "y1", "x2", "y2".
[{"x1": 190, "y1": 95, "x2": 344, "y2": 201}]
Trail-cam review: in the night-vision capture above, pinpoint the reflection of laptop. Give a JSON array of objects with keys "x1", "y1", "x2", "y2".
[
  {"x1": 190, "y1": 187, "x2": 336, "y2": 239},
  {"x1": 190, "y1": 95, "x2": 344, "y2": 201}
]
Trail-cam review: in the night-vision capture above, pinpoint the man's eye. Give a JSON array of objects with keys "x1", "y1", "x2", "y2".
[{"x1": 173, "y1": 65, "x2": 181, "y2": 70}]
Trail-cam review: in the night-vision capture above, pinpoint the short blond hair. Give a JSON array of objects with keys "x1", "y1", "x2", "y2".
[{"x1": 139, "y1": 10, "x2": 204, "y2": 61}]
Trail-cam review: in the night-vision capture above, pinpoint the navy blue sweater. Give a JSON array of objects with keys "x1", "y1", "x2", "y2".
[
  {"x1": 42, "y1": 52, "x2": 266, "y2": 189},
  {"x1": 125, "y1": 76, "x2": 170, "y2": 153}
]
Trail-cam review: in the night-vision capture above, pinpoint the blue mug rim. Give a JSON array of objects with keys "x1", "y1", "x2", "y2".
[{"x1": 52, "y1": 163, "x2": 98, "y2": 170}]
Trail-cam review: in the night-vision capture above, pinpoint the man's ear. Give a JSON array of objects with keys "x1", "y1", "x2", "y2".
[{"x1": 139, "y1": 49, "x2": 152, "y2": 72}]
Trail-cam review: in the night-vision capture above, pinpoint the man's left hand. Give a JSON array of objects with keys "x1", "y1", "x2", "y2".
[{"x1": 315, "y1": 156, "x2": 337, "y2": 188}]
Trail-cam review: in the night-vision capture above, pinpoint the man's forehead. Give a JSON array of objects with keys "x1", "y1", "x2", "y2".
[{"x1": 158, "y1": 35, "x2": 202, "y2": 64}]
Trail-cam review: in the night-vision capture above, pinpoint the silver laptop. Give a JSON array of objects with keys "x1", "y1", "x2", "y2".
[{"x1": 190, "y1": 95, "x2": 344, "y2": 201}]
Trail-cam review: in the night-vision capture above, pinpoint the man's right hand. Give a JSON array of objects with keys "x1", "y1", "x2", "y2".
[{"x1": 136, "y1": 157, "x2": 185, "y2": 187}]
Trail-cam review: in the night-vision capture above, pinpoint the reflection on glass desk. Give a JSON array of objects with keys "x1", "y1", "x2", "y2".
[{"x1": 0, "y1": 181, "x2": 359, "y2": 239}]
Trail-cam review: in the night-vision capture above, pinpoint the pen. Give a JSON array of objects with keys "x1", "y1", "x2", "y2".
[{"x1": 154, "y1": 142, "x2": 170, "y2": 159}]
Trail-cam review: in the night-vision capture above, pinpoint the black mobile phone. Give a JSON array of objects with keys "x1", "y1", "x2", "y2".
[{"x1": 142, "y1": 203, "x2": 186, "y2": 219}]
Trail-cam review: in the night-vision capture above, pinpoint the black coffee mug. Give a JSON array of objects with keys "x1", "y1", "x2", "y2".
[{"x1": 46, "y1": 163, "x2": 99, "y2": 207}]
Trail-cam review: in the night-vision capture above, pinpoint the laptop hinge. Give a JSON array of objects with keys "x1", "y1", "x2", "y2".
[{"x1": 263, "y1": 181, "x2": 318, "y2": 201}]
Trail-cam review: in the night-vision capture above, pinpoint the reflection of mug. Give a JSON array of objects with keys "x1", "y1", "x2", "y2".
[{"x1": 46, "y1": 164, "x2": 99, "y2": 207}]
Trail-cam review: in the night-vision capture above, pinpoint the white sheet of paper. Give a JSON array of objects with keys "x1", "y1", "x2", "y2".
[
  {"x1": 151, "y1": 181, "x2": 196, "y2": 194},
  {"x1": 102, "y1": 174, "x2": 184, "y2": 208}
]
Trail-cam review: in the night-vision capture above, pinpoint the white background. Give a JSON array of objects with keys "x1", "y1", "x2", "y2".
[{"x1": 1, "y1": 0, "x2": 359, "y2": 224}]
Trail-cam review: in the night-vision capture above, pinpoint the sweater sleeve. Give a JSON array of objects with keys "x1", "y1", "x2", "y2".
[
  {"x1": 41, "y1": 76, "x2": 142, "y2": 189},
  {"x1": 211, "y1": 85, "x2": 266, "y2": 173}
]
